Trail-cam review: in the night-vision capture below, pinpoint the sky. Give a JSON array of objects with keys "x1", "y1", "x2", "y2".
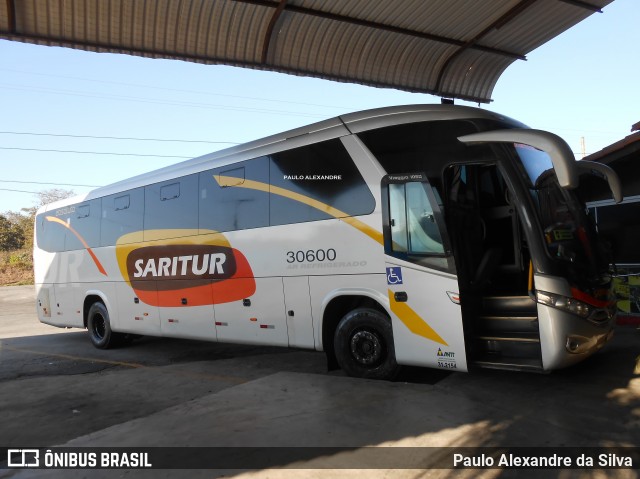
[{"x1": 1, "y1": 0, "x2": 638, "y2": 214}]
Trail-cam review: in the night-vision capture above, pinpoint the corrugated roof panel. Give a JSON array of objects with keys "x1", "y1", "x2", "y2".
[
  {"x1": 0, "y1": 0, "x2": 613, "y2": 103},
  {"x1": 271, "y1": 12, "x2": 456, "y2": 90},
  {"x1": 291, "y1": 0, "x2": 520, "y2": 41},
  {"x1": 192, "y1": 0, "x2": 214, "y2": 56},
  {"x1": 482, "y1": 0, "x2": 614, "y2": 52},
  {"x1": 0, "y1": 1, "x2": 8, "y2": 31},
  {"x1": 392, "y1": 37, "x2": 453, "y2": 88},
  {"x1": 209, "y1": 1, "x2": 241, "y2": 60},
  {"x1": 227, "y1": 2, "x2": 267, "y2": 62},
  {"x1": 469, "y1": 55, "x2": 514, "y2": 102},
  {"x1": 20, "y1": 0, "x2": 39, "y2": 35},
  {"x1": 176, "y1": 0, "x2": 201, "y2": 54},
  {"x1": 170, "y1": 0, "x2": 189, "y2": 53},
  {"x1": 437, "y1": 50, "x2": 510, "y2": 101},
  {"x1": 390, "y1": 0, "x2": 518, "y2": 41},
  {"x1": 131, "y1": 1, "x2": 150, "y2": 51}
]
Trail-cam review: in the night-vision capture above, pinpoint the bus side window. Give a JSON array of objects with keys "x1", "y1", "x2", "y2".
[
  {"x1": 405, "y1": 182, "x2": 444, "y2": 254},
  {"x1": 66, "y1": 199, "x2": 101, "y2": 251},
  {"x1": 199, "y1": 157, "x2": 269, "y2": 233},
  {"x1": 269, "y1": 139, "x2": 375, "y2": 226},
  {"x1": 160, "y1": 182, "x2": 180, "y2": 201},
  {"x1": 390, "y1": 182, "x2": 444, "y2": 255},
  {"x1": 386, "y1": 180, "x2": 451, "y2": 272},
  {"x1": 101, "y1": 188, "x2": 144, "y2": 246},
  {"x1": 145, "y1": 175, "x2": 198, "y2": 241},
  {"x1": 36, "y1": 212, "x2": 65, "y2": 252},
  {"x1": 389, "y1": 184, "x2": 408, "y2": 252}
]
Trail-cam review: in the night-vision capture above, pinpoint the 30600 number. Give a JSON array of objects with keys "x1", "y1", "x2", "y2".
[{"x1": 286, "y1": 249, "x2": 337, "y2": 263}]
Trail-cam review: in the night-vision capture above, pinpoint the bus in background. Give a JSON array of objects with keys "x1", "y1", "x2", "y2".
[{"x1": 33, "y1": 105, "x2": 622, "y2": 379}]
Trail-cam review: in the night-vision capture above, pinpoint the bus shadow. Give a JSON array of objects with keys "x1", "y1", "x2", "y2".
[
  {"x1": 202, "y1": 326, "x2": 639, "y2": 476},
  {"x1": 1, "y1": 327, "x2": 637, "y2": 478}
]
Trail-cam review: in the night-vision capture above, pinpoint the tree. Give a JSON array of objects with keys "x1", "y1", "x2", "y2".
[
  {"x1": 35, "y1": 188, "x2": 75, "y2": 208},
  {"x1": 25, "y1": 189, "x2": 75, "y2": 249},
  {"x1": 0, "y1": 215, "x2": 25, "y2": 251},
  {"x1": 0, "y1": 189, "x2": 75, "y2": 252},
  {"x1": 3, "y1": 210, "x2": 35, "y2": 250}
]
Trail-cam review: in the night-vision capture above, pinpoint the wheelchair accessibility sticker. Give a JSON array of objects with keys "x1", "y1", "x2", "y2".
[{"x1": 386, "y1": 267, "x2": 403, "y2": 285}]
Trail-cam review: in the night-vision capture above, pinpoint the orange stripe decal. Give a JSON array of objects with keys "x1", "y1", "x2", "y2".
[
  {"x1": 45, "y1": 216, "x2": 108, "y2": 276},
  {"x1": 214, "y1": 175, "x2": 384, "y2": 245}
]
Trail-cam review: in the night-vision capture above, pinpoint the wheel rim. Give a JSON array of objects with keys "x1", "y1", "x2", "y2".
[
  {"x1": 92, "y1": 313, "x2": 106, "y2": 340},
  {"x1": 349, "y1": 329, "x2": 384, "y2": 367}
]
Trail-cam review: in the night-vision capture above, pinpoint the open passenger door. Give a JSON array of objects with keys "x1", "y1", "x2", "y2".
[{"x1": 382, "y1": 173, "x2": 468, "y2": 372}]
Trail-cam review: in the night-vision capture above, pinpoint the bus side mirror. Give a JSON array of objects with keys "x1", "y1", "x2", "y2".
[
  {"x1": 458, "y1": 129, "x2": 578, "y2": 189},
  {"x1": 576, "y1": 161, "x2": 623, "y2": 204}
]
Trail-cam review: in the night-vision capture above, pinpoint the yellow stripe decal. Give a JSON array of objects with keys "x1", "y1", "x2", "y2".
[
  {"x1": 388, "y1": 290, "x2": 448, "y2": 346},
  {"x1": 214, "y1": 175, "x2": 446, "y2": 345},
  {"x1": 214, "y1": 175, "x2": 383, "y2": 245}
]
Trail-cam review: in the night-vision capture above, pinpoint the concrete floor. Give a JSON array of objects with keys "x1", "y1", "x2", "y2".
[{"x1": 0, "y1": 285, "x2": 638, "y2": 479}]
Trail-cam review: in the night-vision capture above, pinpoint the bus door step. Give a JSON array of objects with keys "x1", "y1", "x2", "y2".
[
  {"x1": 482, "y1": 295, "x2": 536, "y2": 315},
  {"x1": 474, "y1": 332, "x2": 542, "y2": 360},
  {"x1": 471, "y1": 357, "x2": 544, "y2": 372},
  {"x1": 478, "y1": 315, "x2": 539, "y2": 334}
]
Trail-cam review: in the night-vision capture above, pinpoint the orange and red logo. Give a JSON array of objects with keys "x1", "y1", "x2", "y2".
[{"x1": 116, "y1": 230, "x2": 255, "y2": 307}]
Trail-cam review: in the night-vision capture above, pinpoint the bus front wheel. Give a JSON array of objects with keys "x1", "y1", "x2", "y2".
[
  {"x1": 87, "y1": 302, "x2": 121, "y2": 349},
  {"x1": 334, "y1": 308, "x2": 399, "y2": 380}
]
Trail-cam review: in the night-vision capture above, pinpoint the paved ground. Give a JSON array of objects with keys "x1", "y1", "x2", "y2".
[{"x1": 0, "y1": 285, "x2": 638, "y2": 479}]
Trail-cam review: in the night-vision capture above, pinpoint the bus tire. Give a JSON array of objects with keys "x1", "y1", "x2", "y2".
[
  {"x1": 334, "y1": 308, "x2": 399, "y2": 380},
  {"x1": 87, "y1": 302, "x2": 121, "y2": 349}
]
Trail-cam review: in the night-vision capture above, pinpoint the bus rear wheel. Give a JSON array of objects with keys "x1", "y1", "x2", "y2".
[
  {"x1": 334, "y1": 308, "x2": 399, "y2": 380},
  {"x1": 87, "y1": 302, "x2": 122, "y2": 349}
]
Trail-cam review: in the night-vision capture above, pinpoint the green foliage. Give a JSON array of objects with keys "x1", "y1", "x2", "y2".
[
  {"x1": 3, "y1": 211, "x2": 33, "y2": 249},
  {"x1": 0, "y1": 188, "x2": 73, "y2": 284},
  {"x1": 0, "y1": 188, "x2": 74, "y2": 252},
  {"x1": 0, "y1": 247, "x2": 33, "y2": 285},
  {"x1": 8, "y1": 251, "x2": 31, "y2": 266},
  {"x1": 0, "y1": 215, "x2": 25, "y2": 251}
]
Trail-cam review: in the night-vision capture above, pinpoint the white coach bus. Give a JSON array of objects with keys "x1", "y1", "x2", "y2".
[{"x1": 34, "y1": 105, "x2": 622, "y2": 379}]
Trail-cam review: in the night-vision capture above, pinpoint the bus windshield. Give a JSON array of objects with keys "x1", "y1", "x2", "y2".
[{"x1": 515, "y1": 144, "x2": 610, "y2": 286}]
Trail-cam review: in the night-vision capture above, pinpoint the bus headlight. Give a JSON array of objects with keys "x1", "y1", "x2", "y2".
[{"x1": 535, "y1": 290, "x2": 592, "y2": 318}]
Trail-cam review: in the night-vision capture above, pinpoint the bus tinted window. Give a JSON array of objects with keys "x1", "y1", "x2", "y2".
[
  {"x1": 144, "y1": 175, "x2": 198, "y2": 240},
  {"x1": 114, "y1": 194, "x2": 130, "y2": 211},
  {"x1": 358, "y1": 120, "x2": 491, "y2": 176},
  {"x1": 101, "y1": 188, "x2": 144, "y2": 246},
  {"x1": 36, "y1": 212, "x2": 66, "y2": 252},
  {"x1": 199, "y1": 157, "x2": 270, "y2": 233},
  {"x1": 65, "y1": 199, "x2": 101, "y2": 251},
  {"x1": 37, "y1": 200, "x2": 102, "y2": 252},
  {"x1": 269, "y1": 139, "x2": 375, "y2": 226},
  {"x1": 160, "y1": 182, "x2": 181, "y2": 201}
]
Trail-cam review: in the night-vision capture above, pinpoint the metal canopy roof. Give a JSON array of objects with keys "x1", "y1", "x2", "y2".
[{"x1": 0, "y1": 0, "x2": 612, "y2": 103}]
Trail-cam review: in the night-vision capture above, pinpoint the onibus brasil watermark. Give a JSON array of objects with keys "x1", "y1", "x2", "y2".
[{"x1": 7, "y1": 449, "x2": 152, "y2": 469}]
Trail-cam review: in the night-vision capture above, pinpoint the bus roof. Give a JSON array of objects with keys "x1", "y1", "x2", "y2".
[{"x1": 39, "y1": 104, "x2": 525, "y2": 213}]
